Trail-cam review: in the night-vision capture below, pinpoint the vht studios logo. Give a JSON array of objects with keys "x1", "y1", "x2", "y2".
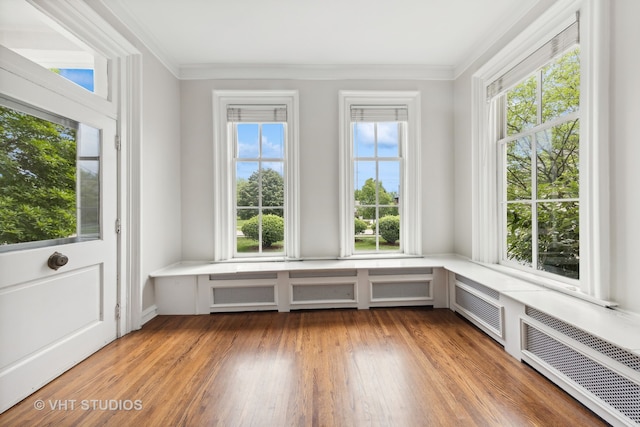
[{"x1": 34, "y1": 399, "x2": 143, "y2": 411}]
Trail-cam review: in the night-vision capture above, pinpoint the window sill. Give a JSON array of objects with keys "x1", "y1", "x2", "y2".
[{"x1": 472, "y1": 260, "x2": 617, "y2": 308}]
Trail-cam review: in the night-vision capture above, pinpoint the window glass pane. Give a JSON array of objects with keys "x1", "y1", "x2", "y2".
[
  {"x1": 354, "y1": 161, "x2": 377, "y2": 220},
  {"x1": 536, "y1": 120, "x2": 579, "y2": 200},
  {"x1": 260, "y1": 162, "x2": 284, "y2": 210},
  {"x1": 506, "y1": 74, "x2": 538, "y2": 136},
  {"x1": 261, "y1": 123, "x2": 284, "y2": 158},
  {"x1": 237, "y1": 208, "x2": 259, "y2": 254},
  {"x1": 261, "y1": 209, "x2": 284, "y2": 253},
  {"x1": 236, "y1": 162, "x2": 258, "y2": 210},
  {"x1": 537, "y1": 201, "x2": 579, "y2": 279},
  {"x1": 0, "y1": 102, "x2": 101, "y2": 249},
  {"x1": 56, "y1": 69, "x2": 95, "y2": 92},
  {"x1": 236, "y1": 124, "x2": 259, "y2": 158},
  {"x1": 354, "y1": 122, "x2": 375, "y2": 158},
  {"x1": 78, "y1": 160, "x2": 99, "y2": 237},
  {"x1": 506, "y1": 136, "x2": 532, "y2": 200},
  {"x1": 378, "y1": 207, "x2": 400, "y2": 251},
  {"x1": 378, "y1": 160, "x2": 400, "y2": 209},
  {"x1": 506, "y1": 203, "x2": 532, "y2": 267},
  {"x1": 376, "y1": 122, "x2": 399, "y2": 157},
  {"x1": 78, "y1": 124, "x2": 100, "y2": 157},
  {"x1": 542, "y1": 47, "x2": 580, "y2": 123}
]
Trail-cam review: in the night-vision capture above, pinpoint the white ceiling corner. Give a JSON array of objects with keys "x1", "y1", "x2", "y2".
[{"x1": 101, "y1": 0, "x2": 542, "y2": 81}]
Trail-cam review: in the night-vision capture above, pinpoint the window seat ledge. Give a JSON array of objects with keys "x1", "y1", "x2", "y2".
[
  {"x1": 149, "y1": 255, "x2": 452, "y2": 278},
  {"x1": 149, "y1": 255, "x2": 640, "y2": 356}
]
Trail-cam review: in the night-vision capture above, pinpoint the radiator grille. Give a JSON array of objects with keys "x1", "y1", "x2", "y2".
[
  {"x1": 371, "y1": 282, "x2": 429, "y2": 300},
  {"x1": 212, "y1": 286, "x2": 275, "y2": 305},
  {"x1": 291, "y1": 284, "x2": 354, "y2": 302},
  {"x1": 526, "y1": 307, "x2": 640, "y2": 373},
  {"x1": 525, "y1": 324, "x2": 640, "y2": 424},
  {"x1": 370, "y1": 267, "x2": 433, "y2": 276},
  {"x1": 455, "y1": 274, "x2": 499, "y2": 300},
  {"x1": 455, "y1": 285, "x2": 501, "y2": 334}
]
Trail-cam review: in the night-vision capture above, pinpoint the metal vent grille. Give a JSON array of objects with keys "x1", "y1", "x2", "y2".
[
  {"x1": 212, "y1": 286, "x2": 275, "y2": 305},
  {"x1": 292, "y1": 284, "x2": 354, "y2": 302},
  {"x1": 526, "y1": 307, "x2": 640, "y2": 373},
  {"x1": 209, "y1": 272, "x2": 278, "y2": 281},
  {"x1": 525, "y1": 324, "x2": 640, "y2": 424},
  {"x1": 455, "y1": 285, "x2": 501, "y2": 334},
  {"x1": 289, "y1": 270, "x2": 356, "y2": 279},
  {"x1": 455, "y1": 274, "x2": 499, "y2": 300},
  {"x1": 370, "y1": 267, "x2": 433, "y2": 276}
]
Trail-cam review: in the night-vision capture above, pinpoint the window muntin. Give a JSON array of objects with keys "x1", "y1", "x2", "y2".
[
  {"x1": 353, "y1": 122, "x2": 402, "y2": 253},
  {"x1": 0, "y1": 98, "x2": 100, "y2": 251},
  {"x1": 234, "y1": 122, "x2": 286, "y2": 256},
  {"x1": 499, "y1": 47, "x2": 580, "y2": 280}
]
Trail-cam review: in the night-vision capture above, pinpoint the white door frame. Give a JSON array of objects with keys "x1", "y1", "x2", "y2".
[{"x1": 29, "y1": 0, "x2": 144, "y2": 334}]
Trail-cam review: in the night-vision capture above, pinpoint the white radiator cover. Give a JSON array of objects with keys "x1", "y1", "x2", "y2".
[
  {"x1": 453, "y1": 274, "x2": 504, "y2": 340},
  {"x1": 522, "y1": 307, "x2": 640, "y2": 426}
]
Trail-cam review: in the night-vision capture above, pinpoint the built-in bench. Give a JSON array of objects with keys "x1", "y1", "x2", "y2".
[{"x1": 150, "y1": 255, "x2": 640, "y2": 426}]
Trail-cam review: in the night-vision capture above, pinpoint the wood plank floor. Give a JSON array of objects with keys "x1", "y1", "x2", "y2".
[{"x1": 1, "y1": 308, "x2": 608, "y2": 426}]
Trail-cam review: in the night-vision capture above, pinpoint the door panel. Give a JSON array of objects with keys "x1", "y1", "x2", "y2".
[{"x1": 0, "y1": 71, "x2": 118, "y2": 412}]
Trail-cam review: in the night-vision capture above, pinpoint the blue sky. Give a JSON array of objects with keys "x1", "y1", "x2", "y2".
[
  {"x1": 236, "y1": 124, "x2": 284, "y2": 180},
  {"x1": 234, "y1": 121, "x2": 401, "y2": 195},
  {"x1": 58, "y1": 69, "x2": 94, "y2": 92},
  {"x1": 354, "y1": 122, "x2": 400, "y2": 194}
]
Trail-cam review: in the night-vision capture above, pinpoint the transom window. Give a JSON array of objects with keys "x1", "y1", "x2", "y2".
[{"x1": 0, "y1": 0, "x2": 108, "y2": 97}]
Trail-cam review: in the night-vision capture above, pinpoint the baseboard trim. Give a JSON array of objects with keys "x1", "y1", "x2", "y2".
[{"x1": 141, "y1": 304, "x2": 158, "y2": 325}]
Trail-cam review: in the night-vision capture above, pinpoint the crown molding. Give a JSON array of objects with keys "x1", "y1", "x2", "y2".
[
  {"x1": 180, "y1": 63, "x2": 454, "y2": 81},
  {"x1": 454, "y1": 0, "x2": 551, "y2": 79},
  {"x1": 98, "y1": 0, "x2": 180, "y2": 78}
]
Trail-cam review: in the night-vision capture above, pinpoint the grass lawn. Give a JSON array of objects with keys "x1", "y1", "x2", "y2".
[
  {"x1": 236, "y1": 237, "x2": 284, "y2": 253},
  {"x1": 354, "y1": 235, "x2": 399, "y2": 251}
]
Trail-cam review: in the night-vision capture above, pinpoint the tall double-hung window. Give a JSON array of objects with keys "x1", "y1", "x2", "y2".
[
  {"x1": 213, "y1": 91, "x2": 299, "y2": 261},
  {"x1": 496, "y1": 22, "x2": 581, "y2": 280},
  {"x1": 473, "y1": 0, "x2": 610, "y2": 300},
  {"x1": 339, "y1": 91, "x2": 421, "y2": 258}
]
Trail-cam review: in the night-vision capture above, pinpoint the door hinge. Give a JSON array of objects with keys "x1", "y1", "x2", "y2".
[
  {"x1": 115, "y1": 135, "x2": 121, "y2": 150},
  {"x1": 115, "y1": 218, "x2": 121, "y2": 234},
  {"x1": 115, "y1": 303, "x2": 121, "y2": 320}
]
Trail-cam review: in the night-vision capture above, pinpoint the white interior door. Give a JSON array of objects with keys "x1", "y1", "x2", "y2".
[{"x1": 0, "y1": 69, "x2": 119, "y2": 412}]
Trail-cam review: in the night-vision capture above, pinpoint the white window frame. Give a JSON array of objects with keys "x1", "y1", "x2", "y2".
[
  {"x1": 213, "y1": 90, "x2": 300, "y2": 261},
  {"x1": 339, "y1": 90, "x2": 421, "y2": 258},
  {"x1": 471, "y1": 0, "x2": 610, "y2": 301}
]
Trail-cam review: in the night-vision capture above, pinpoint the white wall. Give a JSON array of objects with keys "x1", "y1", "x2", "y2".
[
  {"x1": 453, "y1": 0, "x2": 640, "y2": 315},
  {"x1": 139, "y1": 53, "x2": 182, "y2": 311},
  {"x1": 180, "y1": 79, "x2": 454, "y2": 260},
  {"x1": 89, "y1": 2, "x2": 183, "y2": 314},
  {"x1": 608, "y1": 0, "x2": 640, "y2": 314}
]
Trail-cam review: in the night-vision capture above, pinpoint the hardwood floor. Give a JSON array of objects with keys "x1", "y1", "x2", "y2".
[{"x1": 1, "y1": 308, "x2": 608, "y2": 426}]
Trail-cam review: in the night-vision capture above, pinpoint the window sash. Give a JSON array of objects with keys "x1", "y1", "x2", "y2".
[
  {"x1": 486, "y1": 18, "x2": 579, "y2": 100},
  {"x1": 213, "y1": 90, "x2": 299, "y2": 262},
  {"x1": 227, "y1": 105, "x2": 287, "y2": 123},
  {"x1": 350, "y1": 106, "x2": 408, "y2": 122},
  {"x1": 339, "y1": 91, "x2": 421, "y2": 259}
]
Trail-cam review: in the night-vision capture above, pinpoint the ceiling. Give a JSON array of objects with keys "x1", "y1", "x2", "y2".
[
  {"x1": 0, "y1": 0, "x2": 544, "y2": 79},
  {"x1": 104, "y1": 0, "x2": 542, "y2": 79}
]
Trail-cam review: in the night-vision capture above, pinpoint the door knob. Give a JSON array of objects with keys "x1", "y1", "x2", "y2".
[{"x1": 48, "y1": 252, "x2": 69, "y2": 270}]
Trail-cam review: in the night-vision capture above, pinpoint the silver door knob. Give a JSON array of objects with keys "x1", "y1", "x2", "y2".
[{"x1": 48, "y1": 252, "x2": 69, "y2": 270}]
